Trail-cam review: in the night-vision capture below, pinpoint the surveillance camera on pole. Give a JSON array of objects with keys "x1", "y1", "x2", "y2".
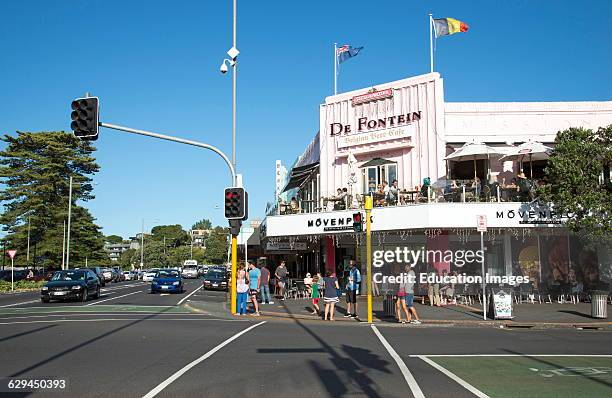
[
  {"x1": 219, "y1": 59, "x2": 236, "y2": 74},
  {"x1": 71, "y1": 97, "x2": 99, "y2": 140}
]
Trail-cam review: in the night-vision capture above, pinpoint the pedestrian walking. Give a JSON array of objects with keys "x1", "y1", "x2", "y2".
[
  {"x1": 397, "y1": 266, "x2": 421, "y2": 324},
  {"x1": 427, "y1": 269, "x2": 441, "y2": 306},
  {"x1": 247, "y1": 262, "x2": 261, "y2": 316},
  {"x1": 260, "y1": 264, "x2": 273, "y2": 304},
  {"x1": 310, "y1": 274, "x2": 321, "y2": 315},
  {"x1": 275, "y1": 261, "x2": 288, "y2": 300},
  {"x1": 323, "y1": 271, "x2": 339, "y2": 321},
  {"x1": 236, "y1": 265, "x2": 248, "y2": 315},
  {"x1": 344, "y1": 260, "x2": 361, "y2": 318}
]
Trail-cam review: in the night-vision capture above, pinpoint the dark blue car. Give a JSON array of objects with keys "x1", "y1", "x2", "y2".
[{"x1": 150, "y1": 269, "x2": 184, "y2": 294}]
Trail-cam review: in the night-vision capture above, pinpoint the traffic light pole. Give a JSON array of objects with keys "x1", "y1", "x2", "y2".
[
  {"x1": 365, "y1": 195, "x2": 373, "y2": 324},
  {"x1": 98, "y1": 122, "x2": 236, "y2": 185},
  {"x1": 97, "y1": 121, "x2": 240, "y2": 314}
]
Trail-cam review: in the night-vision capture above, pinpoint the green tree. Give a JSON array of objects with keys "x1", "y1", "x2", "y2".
[
  {"x1": 204, "y1": 226, "x2": 229, "y2": 264},
  {"x1": 192, "y1": 219, "x2": 212, "y2": 230},
  {"x1": 540, "y1": 125, "x2": 611, "y2": 245},
  {"x1": 119, "y1": 248, "x2": 138, "y2": 270},
  {"x1": 150, "y1": 224, "x2": 189, "y2": 247},
  {"x1": 141, "y1": 240, "x2": 168, "y2": 269},
  {"x1": 105, "y1": 234, "x2": 124, "y2": 244},
  {"x1": 0, "y1": 131, "x2": 106, "y2": 268}
]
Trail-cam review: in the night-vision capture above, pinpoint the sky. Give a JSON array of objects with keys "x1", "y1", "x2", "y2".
[{"x1": 1, "y1": 0, "x2": 611, "y2": 239}]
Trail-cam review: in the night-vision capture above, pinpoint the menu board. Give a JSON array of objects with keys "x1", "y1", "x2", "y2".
[{"x1": 492, "y1": 289, "x2": 513, "y2": 319}]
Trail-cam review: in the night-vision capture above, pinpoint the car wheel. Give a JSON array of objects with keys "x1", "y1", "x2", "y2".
[
  {"x1": 81, "y1": 289, "x2": 88, "y2": 302},
  {"x1": 93, "y1": 286, "x2": 100, "y2": 299},
  {"x1": 41, "y1": 297, "x2": 50, "y2": 303}
]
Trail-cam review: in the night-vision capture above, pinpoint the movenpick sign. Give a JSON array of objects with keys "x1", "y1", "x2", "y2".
[{"x1": 7, "y1": 250, "x2": 17, "y2": 259}]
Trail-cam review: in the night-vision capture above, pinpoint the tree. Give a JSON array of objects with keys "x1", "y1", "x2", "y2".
[
  {"x1": 105, "y1": 235, "x2": 123, "y2": 244},
  {"x1": 0, "y1": 131, "x2": 106, "y2": 268},
  {"x1": 204, "y1": 226, "x2": 229, "y2": 264},
  {"x1": 119, "y1": 248, "x2": 138, "y2": 270},
  {"x1": 192, "y1": 219, "x2": 212, "y2": 230},
  {"x1": 150, "y1": 224, "x2": 189, "y2": 247},
  {"x1": 540, "y1": 125, "x2": 611, "y2": 245}
]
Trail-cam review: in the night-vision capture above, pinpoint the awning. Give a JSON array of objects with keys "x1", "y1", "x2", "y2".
[
  {"x1": 282, "y1": 162, "x2": 319, "y2": 192},
  {"x1": 360, "y1": 157, "x2": 395, "y2": 168}
]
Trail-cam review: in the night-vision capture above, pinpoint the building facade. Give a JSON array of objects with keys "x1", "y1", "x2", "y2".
[{"x1": 261, "y1": 72, "x2": 612, "y2": 295}]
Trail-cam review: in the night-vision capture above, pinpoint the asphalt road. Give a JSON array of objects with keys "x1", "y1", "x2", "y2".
[{"x1": 0, "y1": 280, "x2": 610, "y2": 398}]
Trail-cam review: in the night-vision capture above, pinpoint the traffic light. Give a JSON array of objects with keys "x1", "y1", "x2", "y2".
[
  {"x1": 224, "y1": 187, "x2": 248, "y2": 220},
  {"x1": 71, "y1": 97, "x2": 99, "y2": 140},
  {"x1": 353, "y1": 212, "x2": 363, "y2": 232}
]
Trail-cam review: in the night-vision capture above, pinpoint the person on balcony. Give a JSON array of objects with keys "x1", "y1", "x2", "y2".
[
  {"x1": 419, "y1": 177, "x2": 431, "y2": 202},
  {"x1": 387, "y1": 179, "x2": 399, "y2": 205},
  {"x1": 290, "y1": 197, "x2": 299, "y2": 213}
]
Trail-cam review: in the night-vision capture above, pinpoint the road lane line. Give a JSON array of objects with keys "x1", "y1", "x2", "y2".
[
  {"x1": 84, "y1": 291, "x2": 142, "y2": 306},
  {"x1": 177, "y1": 284, "x2": 203, "y2": 306},
  {"x1": 416, "y1": 355, "x2": 490, "y2": 398},
  {"x1": 371, "y1": 325, "x2": 425, "y2": 398},
  {"x1": 409, "y1": 354, "x2": 612, "y2": 357},
  {"x1": 0, "y1": 300, "x2": 39, "y2": 308},
  {"x1": 142, "y1": 321, "x2": 266, "y2": 398},
  {"x1": 0, "y1": 318, "x2": 250, "y2": 325}
]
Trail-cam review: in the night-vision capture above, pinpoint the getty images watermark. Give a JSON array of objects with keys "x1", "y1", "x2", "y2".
[{"x1": 372, "y1": 247, "x2": 530, "y2": 285}]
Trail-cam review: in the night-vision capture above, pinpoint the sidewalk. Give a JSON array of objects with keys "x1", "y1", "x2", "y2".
[{"x1": 254, "y1": 295, "x2": 611, "y2": 329}]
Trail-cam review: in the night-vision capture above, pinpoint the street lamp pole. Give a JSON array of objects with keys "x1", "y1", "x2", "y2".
[
  {"x1": 232, "y1": 0, "x2": 237, "y2": 171},
  {"x1": 66, "y1": 176, "x2": 73, "y2": 270},
  {"x1": 26, "y1": 216, "x2": 30, "y2": 267},
  {"x1": 140, "y1": 219, "x2": 144, "y2": 269}
]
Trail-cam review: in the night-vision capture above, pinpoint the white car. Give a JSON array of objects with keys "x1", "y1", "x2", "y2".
[
  {"x1": 142, "y1": 270, "x2": 157, "y2": 282},
  {"x1": 181, "y1": 268, "x2": 198, "y2": 279},
  {"x1": 123, "y1": 271, "x2": 133, "y2": 281}
]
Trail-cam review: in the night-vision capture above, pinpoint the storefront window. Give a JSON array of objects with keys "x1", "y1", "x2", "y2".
[{"x1": 362, "y1": 163, "x2": 397, "y2": 193}]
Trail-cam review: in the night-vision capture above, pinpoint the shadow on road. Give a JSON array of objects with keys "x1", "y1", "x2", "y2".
[
  {"x1": 0, "y1": 325, "x2": 56, "y2": 343},
  {"x1": 273, "y1": 300, "x2": 392, "y2": 398}
]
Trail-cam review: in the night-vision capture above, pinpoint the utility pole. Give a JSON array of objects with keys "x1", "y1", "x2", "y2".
[
  {"x1": 66, "y1": 176, "x2": 73, "y2": 270},
  {"x1": 26, "y1": 216, "x2": 30, "y2": 267},
  {"x1": 61, "y1": 220, "x2": 66, "y2": 270},
  {"x1": 140, "y1": 219, "x2": 144, "y2": 269}
]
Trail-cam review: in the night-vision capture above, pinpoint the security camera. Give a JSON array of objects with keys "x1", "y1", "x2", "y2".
[{"x1": 220, "y1": 62, "x2": 228, "y2": 74}]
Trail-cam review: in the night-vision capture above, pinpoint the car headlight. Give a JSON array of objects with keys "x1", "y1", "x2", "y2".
[
  {"x1": 72, "y1": 285, "x2": 83, "y2": 290},
  {"x1": 42, "y1": 286, "x2": 48, "y2": 291},
  {"x1": 172, "y1": 281, "x2": 180, "y2": 286}
]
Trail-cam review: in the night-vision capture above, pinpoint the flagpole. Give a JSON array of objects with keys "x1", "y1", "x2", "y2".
[
  {"x1": 334, "y1": 42, "x2": 337, "y2": 95},
  {"x1": 429, "y1": 14, "x2": 434, "y2": 73}
]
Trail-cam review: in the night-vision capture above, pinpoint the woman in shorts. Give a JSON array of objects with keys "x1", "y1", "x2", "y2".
[{"x1": 323, "y1": 271, "x2": 340, "y2": 321}]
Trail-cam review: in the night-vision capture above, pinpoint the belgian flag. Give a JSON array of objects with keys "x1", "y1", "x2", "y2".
[{"x1": 433, "y1": 17, "x2": 469, "y2": 37}]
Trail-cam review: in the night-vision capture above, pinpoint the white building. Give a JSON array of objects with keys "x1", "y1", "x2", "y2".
[{"x1": 261, "y1": 73, "x2": 612, "y2": 294}]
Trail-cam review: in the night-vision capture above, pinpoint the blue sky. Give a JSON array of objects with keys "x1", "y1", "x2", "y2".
[{"x1": 1, "y1": 0, "x2": 611, "y2": 238}]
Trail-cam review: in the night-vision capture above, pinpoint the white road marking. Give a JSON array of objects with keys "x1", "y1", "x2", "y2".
[
  {"x1": 409, "y1": 354, "x2": 612, "y2": 358},
  {"x1": 416, "y1": 355, "x2": 490, "y2": 398},
  {"x1": 0, "y1": 318, "x2": 249, "y2": 325},
  {"x1": 0, "y1": 300, "x2": 39, "y2": 308},
  {"x1": 0, "y1": 313, "x2": 208, "y2": 320},
  {"x1": 84, "y1": 291, "x2": 142, "y2": 306},
  {"x1": 142, "y1": 321, "x2": 266, "y2": 398},
  {"x1": 371, "y1": 325, "x2": 425, "y2": 398},
  {"x1": 177, "y1": 284, "x2": 204, "y2": 305}
]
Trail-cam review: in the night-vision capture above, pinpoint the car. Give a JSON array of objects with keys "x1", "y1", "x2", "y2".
[
  {"x1": 80, "y1": 267, "x2": 106, "y2": 287},
  {"x1": 111, "y1": 267, "x2": 124, "y2": 282},
  {"x1": 181, "y1": 267, "x2": 199, "y2": 279},
  {"x1": 142, "y1": 269, "x2": 158, "y2": 282},
  {"x1": 123, "y1": 271, "x2": 133, "y2": 281},
  {"x1": 41, "y1": 269, "x2": 101, "y2": 303},
  {"x1": 100, "y1": 267, "x2": 114, "y2": 283},
  {"x1": 150, "y1": 269, "x2": 183, "y2": 294},
  {"x1": 202, "y1": 268, "x2": 228, "y2": 291}
]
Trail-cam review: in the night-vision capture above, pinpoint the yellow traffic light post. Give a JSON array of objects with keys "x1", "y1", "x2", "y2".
[
  {"x1": 230, "y1": 234, "x2": 238, "y2": 314},
  {"x1": 365, "y1": 195, "x2": 373, "y2": 324}
]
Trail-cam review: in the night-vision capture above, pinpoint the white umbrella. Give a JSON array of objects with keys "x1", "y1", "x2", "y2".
[
  {"x1": 445, "y1": 142, "x2": 504, "y2": 180},
  {"x1": 346, "y1": 152, "x2": 358, "y2": 208},
  {"x1": 500, "y1": 141, "x2": 552, "y2": 178}
]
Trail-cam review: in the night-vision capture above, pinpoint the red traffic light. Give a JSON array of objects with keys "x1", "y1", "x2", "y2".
[{"x1": 353, "y1": 213, "x2": 362, "y2": 223}]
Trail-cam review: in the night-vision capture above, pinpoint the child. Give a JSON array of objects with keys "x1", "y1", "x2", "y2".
[{"x1": 311, "y1": 275, "x2": 321, "y2": 315}]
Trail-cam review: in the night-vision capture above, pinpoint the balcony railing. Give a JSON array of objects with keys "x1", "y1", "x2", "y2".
[{"x1": 277, "y1": 184, "x2": 536, "y2": 216}]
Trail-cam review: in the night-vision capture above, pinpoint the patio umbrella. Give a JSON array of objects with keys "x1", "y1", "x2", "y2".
[
  {"x1": 444, "y1": 142, "x2": 504, "y2": 180},
  {"x1": 500, "y1": 141, "x2": 552, "y2": 178},
  {"x1": 346, "y1": 152, "x2": 358, "y2": 207},
  {"x1": 359, "y1": 157, "x2": 395, "y2": 168}
]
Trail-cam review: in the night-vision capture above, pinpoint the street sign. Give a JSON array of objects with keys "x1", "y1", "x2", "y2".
[
  {"x1": 477, "y1": 215, "x2": 487, "y2": 232},
  {"x1": 7, "y1": 250, "x2": 17, "y2": 259}
]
